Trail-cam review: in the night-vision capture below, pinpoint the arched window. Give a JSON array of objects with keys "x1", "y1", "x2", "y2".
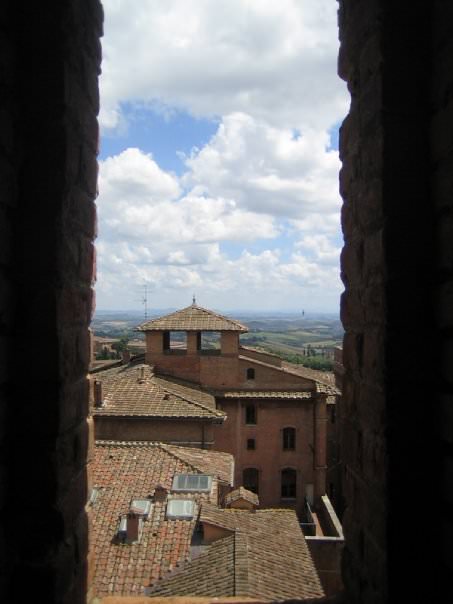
[
  {"x1": 246, "y1": 367, "x2": 255, "y2": 380},
  {"x1": 282, "y1": 427, "x2": 296, "y2": 450},
  {"x1": 281, "y1": 468, "x2": 296, "y2": 498},
  {"x1": 243, "y1": 468, "x2": 259, "y2": 494}
]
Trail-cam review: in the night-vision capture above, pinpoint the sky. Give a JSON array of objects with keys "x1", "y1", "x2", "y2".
[{"x1": 96, "y1": 0, "x2": 350, "y2": 313}]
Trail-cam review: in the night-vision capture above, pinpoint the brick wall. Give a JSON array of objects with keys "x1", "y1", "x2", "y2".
[
  {"x1": 0, "y1": 3, "x2": 102, "y2": 602},
  {"x1": 213, "y1": 399, "x2": 316, "y2": 510},
  {"x1": 94, "y1": 417, "x2": 215, "y2": 447},
  {"x1": 338, "y1": 1, "x2": 453, "y2": 602}
]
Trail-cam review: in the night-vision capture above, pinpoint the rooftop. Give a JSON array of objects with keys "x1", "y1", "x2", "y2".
[
  {"x1": 136, "y1": 304, "x2": 249, "y2": 333},
  {"x1": 92, "y1": 363, "x2": 224, "y2": 421},
  {"x1": 149, "y1": 505, "x2": 324, "y2": 600},
  {"x1": 90, "y1": 441, "x2": 234, "y2": 598},
  {"x1": 224, "y1": 486, "x2": 259, "y2": 507}
]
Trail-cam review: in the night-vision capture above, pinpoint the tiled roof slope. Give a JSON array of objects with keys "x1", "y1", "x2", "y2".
[
  {"x1": 225, "y1": 486, "x2": 259, "y2": 507},
  {"x1": 147, "y1": 534, "x2": 236, "y2": 597},
  {"x1": 150, "y1": 506, "x2": 324, "y2": 600},
  {"x1": 92, "y1": 363, "x2": 224, "y2": 420},
  {"x1": 136, "y1": 304, "x2": 248, "y2": 332},
  {"x1": 282, "y1": 361, "x2": 340, "y2": 394},
  {"x1": 161, "y1": 443, "x2": 234, "y2": 485},
  {"x1": 91, "y1": 441, "x2": 234, "y2": 597}
]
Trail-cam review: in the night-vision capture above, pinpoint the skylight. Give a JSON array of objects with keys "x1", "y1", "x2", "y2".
[
  {"x1": 172, "y1": 474, "x2": 212, "y2": 492},
  {"x1": 130, "y1": 499, "x2": 152, "y2": 518},
  {"x1": 166, "y1": 499, "x2": 195, "y2": 520}
]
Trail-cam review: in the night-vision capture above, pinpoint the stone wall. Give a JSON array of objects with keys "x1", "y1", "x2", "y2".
[
  {"x1": 0, "y1": 2, "x2": 102, "y2": 602},
  {"x1": 338, "y1": 1, "x2": 453, "y2": 602}
]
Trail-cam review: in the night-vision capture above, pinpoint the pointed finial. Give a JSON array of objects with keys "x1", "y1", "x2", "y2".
[{"x1": 192, "y1": 294, "x2": 196, "y2": 305}]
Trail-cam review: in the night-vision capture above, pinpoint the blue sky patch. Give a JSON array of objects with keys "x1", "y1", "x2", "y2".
[{"x1": 100, "y1": 104, "x2": 220, "y2": 175}]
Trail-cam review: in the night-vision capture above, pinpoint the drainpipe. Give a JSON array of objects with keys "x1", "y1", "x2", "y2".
[{"x1": 314, "y1": 393, "x2": 327, "y2": 501}]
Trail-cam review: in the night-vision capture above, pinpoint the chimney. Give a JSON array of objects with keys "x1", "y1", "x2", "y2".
[
  {"x1": 94, "y1": 380, "x2": 103, "y2": 407},
  {"x1": 122, "y1": 349, "x2": 131, "y2": 364},
  {"x1": 154, "y1": 484, "x2": 168, "y2": 503},
  {"x1": 126, "y1": 512, "x2": 140, "y2": 543},
  {"x1": 138, "y1": 366, "x2": 145, "y2": 383}
]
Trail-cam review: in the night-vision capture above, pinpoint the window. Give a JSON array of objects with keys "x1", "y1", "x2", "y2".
[
  {"x1": 246, "y1": 367, "x2": 255, "y2": 380},
  {"x1": 172, "y1": 474, "x2": 212, "y2": 492},
  {"x1": 243, "y1": 468, "x2": 259, "y2": 494},
  {"x1": 281, "y1": 468, "x2": 297, "y2": 499},
  {"x1": 245, "y1": 404, "x2": 256, "y2": 424},
  {"x1": 166, "y1": 499, "x2": 195, "y2": 520},
  {"x1": 282, "y1": 427, "x2": 296, "y2": 450},
  {"x1": 247, "y1": 438, "x2": 256, "y2": 450},
  {"x1": 129, "y1": 499, "x2": 152, "y2": 518}
]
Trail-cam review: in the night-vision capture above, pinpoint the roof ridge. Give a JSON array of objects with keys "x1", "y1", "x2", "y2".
[
  {"x1": 233, "y1": 531, "x2": 249, "y2": 596},
  {"x1": 192, "y1": 304, "x2": 248, "y2": 330},
  {"x1": 136, "y1": 304, "x2": 248, "y2": 332}
]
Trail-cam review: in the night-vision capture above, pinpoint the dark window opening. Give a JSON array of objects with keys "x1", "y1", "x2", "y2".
[
  {"x1": 243, "y1": 468, "x2": 259, "y2": 494},
  {"x1": 246, "y1": 367, "x2": 255, "y2": 380},
  {"x1": 247, "y1": 438, "x2": 256, "y2": 450},
  {"x1": 282, "y1": 427, "x2": 296, "y2": 450},
  {"x1": 281, "y1": 468, "x2": 296, "y2": 499},
  {"x1": 245, "y1": 404, "x2": 256, "y2": 424}
]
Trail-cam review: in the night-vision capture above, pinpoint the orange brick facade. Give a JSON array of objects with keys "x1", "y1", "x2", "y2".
[
  {"x1": 140, "y1": 307, "x2": 329, "y2": 513},
  {"x1": 213, "y1": 397, "x2": 327, "y2": 512}
]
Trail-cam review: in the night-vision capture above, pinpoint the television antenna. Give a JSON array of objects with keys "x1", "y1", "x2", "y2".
[{"x1": 142, "y1": 284, "x2": 149, "y2": 321}]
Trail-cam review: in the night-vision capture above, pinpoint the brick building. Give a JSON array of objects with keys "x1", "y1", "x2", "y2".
[
  {"x1": 91, "y1": 362, "x2": 225, "y2": 447},
  {"x1": 137, "y1": 302, "x2": 339, "y2": 513}
]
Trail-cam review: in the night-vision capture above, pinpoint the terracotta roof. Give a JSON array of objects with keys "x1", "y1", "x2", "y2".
[
  {"x1": 90, "y1": 441, "x2": 234, "y2": 598},
  {"x1": 225, "y1": 486, "x2": 259, "y2": 507},
  {"x1": 282, "y1": 362, "x2": 339, "y2": 390},
  {"x1": 147, "y1": 534, "x2": 236, "y2": 597},
  {"x1": 150, "y1": 506, "x2": 324, "y2": 600},
  {"x1": 92, "y1": 363, "x2": 224, "y2": 421},
  {"x1": 217, "y1": 390, "x2": 314, "y2": 400},
  {"x1": 136, "y1": 304, "x2": 248, "y2": 332},
  {"x1": 159, "y1": 444, "x2": 234, "y2": 486}
]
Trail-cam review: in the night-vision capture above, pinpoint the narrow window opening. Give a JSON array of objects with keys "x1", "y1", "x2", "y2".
[
  {"x1": 282, "y1": 427, "x2": 296, "y2": 451},
  {"x1": 245, "y1": 404, "x2": 257, "y2": 425},
  {"x1": 247, "y1": 438, "x2": 256, "y2": 450},
  {"x1": 243, "y1": 468, "x2": 259, "y2": 494},
  {"x1": 246, "y1": 367, "x2": 255, "y2": 380},
  {"x1": 281, "y1": 468, "x2": 297, "y2": 499}
]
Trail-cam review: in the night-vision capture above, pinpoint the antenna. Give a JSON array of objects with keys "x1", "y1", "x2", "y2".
[{"x1": 142, "y1": 285, "x2": 148, "y2": 321}]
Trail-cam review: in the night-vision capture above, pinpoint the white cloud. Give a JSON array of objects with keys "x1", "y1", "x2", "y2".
[
  {"x1": 295, "y1": 234, "x2": 342, "y2": 265},
  {"x1": 182, "y1": 113, "x2": 341, "y2": 219},
  {"x1": 95, "y1": 1, "x2": 347, "y2": 311},
  {"x1": 95, "y1": 144, "x2": 343, "y2": 310},
  {"x1": 97, "y1": 147, "x2": 278, "y2": 261},
  {"x1": 100, "y1": 0, "x2": 348, "y2": 132}
]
